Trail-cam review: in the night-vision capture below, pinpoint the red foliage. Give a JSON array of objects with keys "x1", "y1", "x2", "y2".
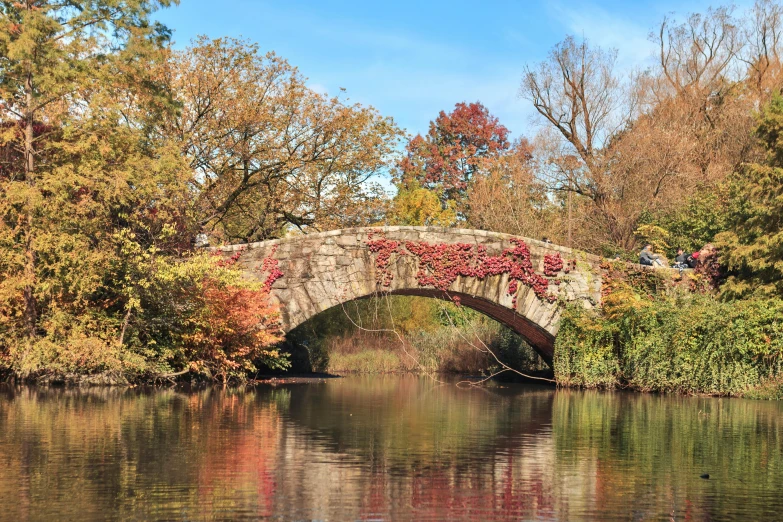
[
  {"x1": 365, "y1": 232, "x2": 557, "y2": 307},
  {"x1": 183, "y1": 277, "x2": 283, "y2": 382},
  {"x1": 543, "y1": 252, "x2": 564, "y2": 276},
  {"x1": 399, "y1": 102, "x2": 511, "y2": 197},
  {"x1": 367, "y1": 231, "x2": 402, "y2": 286},
  {"x1": 693, "y1": 246, "x2": 722, "y2": 291},
  {"x1": 260, "y1": 246, "x2": 284, "y2": 292},
  {"x1": 216, "y1": 246, "x2": 246, "y2": 267}
]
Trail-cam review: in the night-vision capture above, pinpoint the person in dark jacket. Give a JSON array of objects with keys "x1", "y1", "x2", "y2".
[
  {"x1": 673, "y1": 248, "x2": 689, "y2": 270},
  {"x1": 687, "y1": 251, "x2": 699, "y2": 269},
  {"x1": 639, "y1": 244, "x2": 663, "y2": 267}
]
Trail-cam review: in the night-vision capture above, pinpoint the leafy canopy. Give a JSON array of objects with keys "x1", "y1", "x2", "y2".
[
  {"x1": 716, "y1": 95, "x2": 783, "y2": 297},
  {"x1": 397, "y1": 101, "x2": 510, "y2": 215}
]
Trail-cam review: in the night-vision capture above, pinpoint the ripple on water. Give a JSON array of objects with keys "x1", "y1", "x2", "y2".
[{"x1": 0, "y1": 378, "x2": 781, "y2": 521}]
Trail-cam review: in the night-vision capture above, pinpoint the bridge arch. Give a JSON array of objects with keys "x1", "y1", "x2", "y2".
[{"x1": 219, "y1": 227, "x2": 603, "y2": 364}]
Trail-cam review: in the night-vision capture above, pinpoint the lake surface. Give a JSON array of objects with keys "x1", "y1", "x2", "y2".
[{"x1": 0, "y1": 376, "x2": 781, "y2": 521}]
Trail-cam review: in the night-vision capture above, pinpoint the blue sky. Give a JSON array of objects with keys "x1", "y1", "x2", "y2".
[{"x1": 156, "y1": 0, "x2": 748, "y2": 140}]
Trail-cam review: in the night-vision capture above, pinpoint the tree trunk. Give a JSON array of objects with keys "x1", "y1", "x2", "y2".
[
  {"x1": 23, "y1": 66, "x2": 37, "y2": 339},
  {"x1": 567, "y1": 181, "x2": 572, "y2": 247}
]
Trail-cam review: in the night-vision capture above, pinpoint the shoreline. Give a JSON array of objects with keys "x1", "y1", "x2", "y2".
[{"x1": 3, "y1": 370, "x2": 779, "y2": 399}]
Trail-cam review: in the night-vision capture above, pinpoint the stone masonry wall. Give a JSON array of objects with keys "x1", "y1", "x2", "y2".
[{"x1": 218, "y1": 227, "x2": 603, "y2": 363}]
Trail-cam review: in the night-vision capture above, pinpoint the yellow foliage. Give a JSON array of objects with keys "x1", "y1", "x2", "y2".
[
  {"x1": 634, "y1": 224, "x2": 671, "y2": 254},
  {"x1": 602, "y1": 282, "x2": 652, "y2": 320},
  {"x1": 389, "y1": 182, "x2": 457, "y2": 227}
]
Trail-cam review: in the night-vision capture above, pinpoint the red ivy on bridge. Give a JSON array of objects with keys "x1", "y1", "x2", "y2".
[
  {"x1": 260, "y1": 246, "x2": 284, "y2": 292},
  {"x1": 366, "y1": 232, "x2": 401, "y2": 287},
  {"x1": 366, "y1": 232, "x2": 562, "y2": 305},
  {"x1": 217, "y1": 245, "x2": 284, "y2": 293},
  {"x1": 543, "y1": 252, "x2": 564, "y2": 277},
  {"x1": 216, "y1": 246, "x2": 245, "y2": 267}
]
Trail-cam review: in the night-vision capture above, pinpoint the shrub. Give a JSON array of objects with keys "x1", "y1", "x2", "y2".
[
  {"x1": 131, "y1": 252, "x2": 288, "y2": 382},
  {"x1": 554, "y1": 294, "x2": 783, "y2": 396}
]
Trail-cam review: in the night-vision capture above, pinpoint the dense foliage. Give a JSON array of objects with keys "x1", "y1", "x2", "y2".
[
  {"x1": 397, "y1": 102, "x2": 510, "y2": 217},
  {"x1": 555, "y1": 294, "x2": 783, "y2": 396},
  {"x1": 160, "y1": 37, "x2": 402, "y2": 242},
  {"x1": 715, "y1": 95, "x2": 783, "y2": 297},
  {"x1": 0, "y1": 1, "x2": 379, "y2": 382},
  {"x1": 551, "y1": 90, "x2": 783, "y2": 398}
]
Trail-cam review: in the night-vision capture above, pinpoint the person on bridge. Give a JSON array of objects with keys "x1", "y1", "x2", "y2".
[
  {"x1": 673, "y1": 248, "x2": 690, "y2": 271},
  {"x1": 688, "y1": 251, "x2": 700, "y2": 269},
  {"x1": 639, "y1": 244, "x2": 664, "y2": 267}
]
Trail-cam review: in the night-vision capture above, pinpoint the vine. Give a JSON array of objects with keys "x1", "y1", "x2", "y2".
[
  {"x1": 216, "y1": 246, "x2": 246, "y2": 267},
  {"x1": 365, "y1": 232, "x2": 557, "y2": 305},
  {"x1": 366, "y1": 232, "x2": 402, "y2": 287},
  {"x1": 260, "y1": 245, "x2": 284, "y2": 292},
  {"x1": 543, "y1": 252, "x2": 564, "y2": 276}
]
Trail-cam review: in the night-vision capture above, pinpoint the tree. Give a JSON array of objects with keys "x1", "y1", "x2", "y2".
[
  {"x1": 742, "y1": 0, "x2": 783, "y2": 98},
  {"x1": 521, "y1": 36, "x2": 636, "y2": 249},
  {"x1": 621, "y1": 6, "x2": 766, "y2": 257},
  {"x1": 388, "y1": 182, "x2": 457, "y2": 227},
  {"x1": 466, "y1": 140, "x2": 563, "y2": 241},
  {"x1": 716, "y1": 95, "x2": 783, "y2": 297},
  {"x1": 521, "y1": 18, "x2": 761, "y2": 252},
  {"x1": 144, "y1": 252, "x2": 287, "y2": 382},
  {"x1": 0, "y1": 0, "x2": 214, "y2": 379},
  {"x1": 0, "y1": 0, "x2": 176, "y2": 340},
  {"x1": 648, "y1": 7, "x2": 757, "y2": 182},
  {"x1": 160, "y1": 37, "x2": 402, "y2": 242},
  {"x1": 521, "y1": 37, "x2": 621, "y2": 178},
  {"x1": 397, "y1": 101, "x2": 510, "y2": 217}
]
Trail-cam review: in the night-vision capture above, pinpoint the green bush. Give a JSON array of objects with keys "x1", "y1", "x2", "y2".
[{"x1": 555, "y1": 294, "x2": 783, "y2": 396}]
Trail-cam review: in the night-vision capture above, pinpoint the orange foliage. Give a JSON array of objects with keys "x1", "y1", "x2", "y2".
[{"x1": 182, "y1": 277, "x2": 284, "y2": 382}]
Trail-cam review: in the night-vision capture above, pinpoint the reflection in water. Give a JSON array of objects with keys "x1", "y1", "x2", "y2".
[{"x1": 0, "y1": 377, "x2": 781, "y2": 521}]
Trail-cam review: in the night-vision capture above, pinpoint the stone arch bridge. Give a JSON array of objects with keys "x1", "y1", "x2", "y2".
[{"x1": 218, "y1": 227, "x2": 604, "y2": 365}]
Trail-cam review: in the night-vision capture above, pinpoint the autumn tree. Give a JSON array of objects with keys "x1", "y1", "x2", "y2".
[
  {"x1": 520, "y1": 36, "x2": 638, "y2": 250},
  {"x1": 140, "y1": 252, "x2": 287, "y2": 382},
  {"x1": 159, "y1": 37, "x2": 402, "y2": 243},
  {"x1": 716, "y1": 95, "x2": 783, "y2": 297},
  {"x1": 0, "y1": 1, "x2": 269, "y2": 380},
  {"x1": 611, "y1": 6, "x2": 769, "y2": 255},
  {"x1": 521, "y1": 9, "x2": 767, "y2": 253},
  {"x1": 742, "y1": 0, "x2": 783, "y2": 97},
  {"x1": 388, "y1": 181, "x2": 457, "y2": 227},
  {"x1": 466, "y1": 140, "x2": 564, "y2": 241},
  {"x1": 397, "y1": 101, "x2": 510, "y2": 217},
  {"x1": 649, "y1": 7, "x2": 758, "y2": 177},
  {"x1": 0, "y1": 0, "x2": 177, "y2": 341}
]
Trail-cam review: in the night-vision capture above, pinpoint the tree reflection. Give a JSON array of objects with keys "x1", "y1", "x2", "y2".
[{"x1": 0, "y1": 381, "x2": 781, "y2": 520}]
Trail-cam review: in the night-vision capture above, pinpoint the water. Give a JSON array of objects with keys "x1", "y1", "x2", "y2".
[{"x1": 0, "y1": 376, "x2": 781, "y2": 521}]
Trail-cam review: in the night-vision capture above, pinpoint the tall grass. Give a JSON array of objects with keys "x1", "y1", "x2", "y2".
[
  {"x1": 281, "y1": 295, "x2": 548, "y2": 376},
  {"x1": 321, "y1": 322, "x2": 547, "y2": 375}
]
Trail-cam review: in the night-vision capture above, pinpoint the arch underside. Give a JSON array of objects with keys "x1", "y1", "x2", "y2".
[{"x1": 326, "y1": 289, "x2": 556, "y2": 366}]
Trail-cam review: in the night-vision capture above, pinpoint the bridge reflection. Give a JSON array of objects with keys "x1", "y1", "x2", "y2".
[{"x1": 2, "y1": 380, "x2": 781, "y2": 520}]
